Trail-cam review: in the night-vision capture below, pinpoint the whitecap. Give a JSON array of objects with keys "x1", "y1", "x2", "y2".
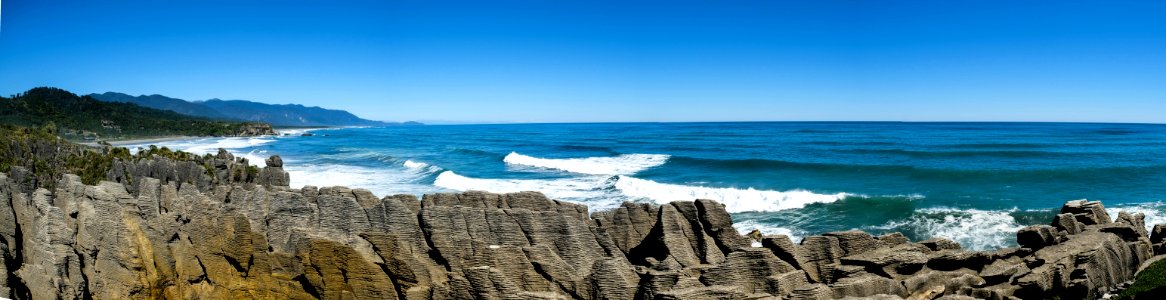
[
  {"x1": 287, "y1": 162, "x2": 442, "y2": 197},
  {"x1": 127, "y1": 137, "x2": 276, "y2": 156},
  {"x1": 403, "y1": 160, "x2": 429, "y2": 169},
  {"x1": 185, "y1": 137, "x2": 276, "y2": 154},
  {"x1": 432, "y1": 171, "x2": 624, "y2": 209},
  {"x1": 276, "y1": 128, "x2": 314, "y2": 136},
  {"x1": 503, "y1": 152, "x2": 669, "y2": 175},
  {"x1": 732, "y1": 219, "x2": 803, "y2": 243},
  {"x1": 1107, "y1": 202, "x2": 1166, "y2": 233},
  {"x1": 613, "y1": 176, "x2": 849, "y2": 213},
  {"x1": 431, "y1": 171, "x2": 852, "y2": 213},
  {"x1": 124, "y1": 137, "x2": 278, "y2": 167},
  {"x1": 871, "y1": 207, "x2": 1026, "y2": 251},
  {"x1": 238, "y1": 149, "x2": 269, "y2": 166}
]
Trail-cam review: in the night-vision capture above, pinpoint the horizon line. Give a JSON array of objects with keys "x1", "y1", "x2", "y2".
[{"x1": 394, "y1": 120, "x2": 1166, "y2": 126}]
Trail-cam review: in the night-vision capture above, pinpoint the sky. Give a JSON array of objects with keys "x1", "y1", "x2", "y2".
[{"x1": 1, "y1": 1, "x2": 1164, "y2": 123}]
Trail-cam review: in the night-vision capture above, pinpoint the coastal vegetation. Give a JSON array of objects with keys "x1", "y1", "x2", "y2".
[
  {"x1": 0, "y1": 87, "x2": 275, "y2": 140},
  {"x1": 1119, "y1": 258, "x2": 1166, "y2": 299},
  {"x1": 0, "y1": 124, "x2": 257, "y2": 190}
]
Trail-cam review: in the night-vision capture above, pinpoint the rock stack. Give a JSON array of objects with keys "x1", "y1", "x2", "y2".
[
  {"x1": 235, "y1": 122, "x2": 278, "y2": 136},
  {"x1": 257, "y1": 155, "x2": 290, "y2": 186},
  {"x1": 0, "y1": 153, "x2": 1160, "y2": 299},
  {"x1": 103, "y1": 148, "x2": 265, "y2": 196}
]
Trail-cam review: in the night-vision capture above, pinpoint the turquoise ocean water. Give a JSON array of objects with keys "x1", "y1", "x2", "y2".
[{"x1": 131, "y1": 122, "x2": 1166, "y2": 250}]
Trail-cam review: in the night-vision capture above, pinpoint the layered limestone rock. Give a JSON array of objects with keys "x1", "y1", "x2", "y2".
[
  {"x1": 107, "y1": 148, "x2": 264, "y2": 195},
  {"x1": 0, "y1": 153, "x2": 1162, "y2": 300}
]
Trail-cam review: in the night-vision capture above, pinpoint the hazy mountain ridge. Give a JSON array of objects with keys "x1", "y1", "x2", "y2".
[
  {"x1": 92, "y1": 92, "x2": 231, "y2": 120},
  {"x1": 90, "y1": 92, "x2": 410, "y2": 127},
  {"x1": 198, "y1": 98, "x2": 386, "y2": 126}
]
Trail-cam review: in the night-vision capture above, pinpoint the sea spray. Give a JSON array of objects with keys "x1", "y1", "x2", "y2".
[
  {"x1": 432, "y1": 171, "x2": 621, "y2": 208},
  {"x1": 612, "y1": 175, "x2": 850, "y2": 213},
  {"x1": 503, "y1": 152, "x2": 670, "y2": 175},
  {"x1": 114, "y1": 123, "x2": 1166, "y2": 251},
  {"x1": 1107, "y1": 202, "x2": 1166, "y2": 233},
  {"x1": 868, "y1": 207, "x2": 1028, "y2": 251},
  {"x1": 434, "y1": 170, "x2": 852, "y2": 213}
]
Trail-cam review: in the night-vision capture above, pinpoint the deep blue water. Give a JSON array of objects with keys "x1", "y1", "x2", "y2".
[{"x1": 134, "y1": 122, "x2": 1166, "y2": 250}]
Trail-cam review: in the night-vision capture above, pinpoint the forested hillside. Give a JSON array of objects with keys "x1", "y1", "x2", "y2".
[
  {"x1": 1, "y1": 87, "x2": 274, "y2": 140},
  {"x1": 91, "y1": 91, "x2": 401, "y2": 126}
]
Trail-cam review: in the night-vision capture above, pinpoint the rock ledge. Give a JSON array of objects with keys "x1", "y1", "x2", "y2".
[{"x1": 0, "y1": 154, "x2": 1161, "y2": 299}]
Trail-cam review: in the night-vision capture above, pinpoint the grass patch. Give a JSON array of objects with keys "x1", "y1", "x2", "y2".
[{"x1": 1119, "y1": 257, "x2": 1166, "y2": 299}]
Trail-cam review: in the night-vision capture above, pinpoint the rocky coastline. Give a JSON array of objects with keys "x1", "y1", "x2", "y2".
[{"x1": 1, "y1": 150, "x2": 1164, "y2": 299}]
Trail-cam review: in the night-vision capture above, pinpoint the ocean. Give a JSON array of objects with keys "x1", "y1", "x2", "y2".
[{"x1": 129, "y1": 122, "x2": 1166, "y2": 250}]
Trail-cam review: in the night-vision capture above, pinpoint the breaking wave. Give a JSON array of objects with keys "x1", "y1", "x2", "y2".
[
  {"x1": 432, "y1": 170, "x2": 850, "y2": 213},
  {"x1": 733, "y1": 219, "x2": 802, "y2": 243},
  {"x1": 432, "y1": 171, "x2": 620, "y2": 208},
  {"x1": 612, "y1": 175, "x2": 849, "y2": 213},
  {"x1": 869, "y1": 207, "x2": 1027, "y2": 251},
  {"x1": 287, "y1": 161, "x2": 443, "y2": 197},
  {"x1": 503, "y1": 152, "x2": 669, "y2": 175},
  {"x1": 403, "y1": 160, "x2": 430, "y2": 169},
  {"x1": 126, "y1": 137, "x2": 276, "y2": 155},
  {"x1": 1107, "y1": 202, "x2": 1166, "y2": 233}
]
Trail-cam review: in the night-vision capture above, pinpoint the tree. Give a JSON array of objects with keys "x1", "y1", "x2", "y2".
[{"x1": 41, "y1": 121, "x2": 57, "y2": 135}]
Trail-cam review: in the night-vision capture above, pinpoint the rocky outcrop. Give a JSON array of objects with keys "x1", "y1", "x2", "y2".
[
  {"x1": 0, "y1": 153, "x2": 1162, "y2": 299},
  {"x1": 234, "y1": 122, "x2": 278, "y2": 136},
  {"x1": 107, "y1": 148, "x2": 270, "y2": 195},
  {"x1": 1151, "y1": 224, "x2": 1166, "y2": 255},
  {"x1": 256, "y1": 155, "x2": 290, "y2": 187}
]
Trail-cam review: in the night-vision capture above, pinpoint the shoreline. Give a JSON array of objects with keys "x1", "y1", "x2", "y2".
[
  {"x1": 1, "y1": 137, "x2": 1164, "y2": 298},
  {"x1": 79, "y1": 132, "x2": 292, "y2": 148},
  {"x1": 5, "y1": 157, "x2": 1163, "y2": 299},
  {"x1": 58, "y1": 127, "x2": 1164, "y2": 253},
  {"x1": 72, "y1": 128, "x2": 1164, "y2": 253},
  {"x1": 77, "y1": 136, "x2": 198, "y2": 147}
]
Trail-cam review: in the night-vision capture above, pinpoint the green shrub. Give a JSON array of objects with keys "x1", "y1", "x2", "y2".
[
  {"x1": 1119, "y1": 258, "x2": 1166, "y2": 299},
  {"x1": 2, "y1": 124, "x2": 222, "y2": 187}
]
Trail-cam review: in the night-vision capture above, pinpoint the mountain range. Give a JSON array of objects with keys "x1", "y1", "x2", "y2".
[
  {"x1": 0, "y1": 87, "x2": 275, "y2": 139},
  {"x1": 90, "y1": 92, "x2": 415, "y2": 127}
]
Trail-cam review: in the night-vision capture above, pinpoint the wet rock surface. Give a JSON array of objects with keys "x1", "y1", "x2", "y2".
[{"x1": 0, "y1": 154, "x2": 1161, "y2": 299}]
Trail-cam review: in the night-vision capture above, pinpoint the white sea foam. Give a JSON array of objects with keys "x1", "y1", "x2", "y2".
[
  {"x1": 1107, "y1": 202, "x2": 1166, "y2": 233},
  {"x1": 127, "y1": 137, "x2": 276, "y2": 155},
  {"x1": 276, "y1": 128, "x2": 314, "y2": 136},
  {"x1": 872, "y1": 207, "x2": 1026, "y2": 251},
  {"x1": 185, "y1": 137, "x2": 276, "y2": 154},
  {"x1": 403, "y1": 160, "x2": 429, "y2": 169},
  {"x1": 503, "y1": 152, "x2": 669, "y2": 175},
  {"x1": 432, "y1": 170, "x2": 851, "y2": 213},
  {"x1": 278, "y1": 126, "x2": 369, "y2": 135},
  {"x1": 432, "y1": 171, "x2": 623, "y2": 208},
  {"x1": 733, "y1": 220, "x2": 803, "y2": 243},
  {"x1": 124, "y1": 137, "x2": 278, "y2": 167},
  {"x1": 239, "y1": 149, "x2": 269, "y2": 166},
  {"x1": 613, "y1": 176, "x2": 849, "y2": 213},
  {"x1": 287, "y1": 162, "x2": 442, "y2": 197}
]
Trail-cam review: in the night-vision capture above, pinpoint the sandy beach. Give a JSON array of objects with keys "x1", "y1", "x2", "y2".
[{"x1": 80, "y1": 136, "x2": 197, "y2": 147}]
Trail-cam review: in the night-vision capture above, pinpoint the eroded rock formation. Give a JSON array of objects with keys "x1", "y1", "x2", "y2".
[{"x1": 0, "y1": 153, "x2": 1161, "y2": 299}]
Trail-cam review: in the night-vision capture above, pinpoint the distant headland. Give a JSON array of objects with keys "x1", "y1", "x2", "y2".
[{"x1": 0, "y1": 87, "x2": 422, "y2": 143}]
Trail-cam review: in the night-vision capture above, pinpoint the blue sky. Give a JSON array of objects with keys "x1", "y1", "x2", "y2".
[{"x1": 1, "y1": 1, "x2": 1164, "y2": 123}]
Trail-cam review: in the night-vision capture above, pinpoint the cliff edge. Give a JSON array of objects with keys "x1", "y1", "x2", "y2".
[{"x1": 0, "y1": 152, "x2": 1163, "y2": 299}]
